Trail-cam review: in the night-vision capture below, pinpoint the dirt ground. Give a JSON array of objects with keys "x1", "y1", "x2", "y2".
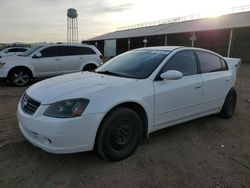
[{"x1": 0, "y1": 64, "x2": 249, "y2": 188}]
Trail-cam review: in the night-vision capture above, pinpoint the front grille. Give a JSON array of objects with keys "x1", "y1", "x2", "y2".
[{"x1": 21, "y1": 93, "x2": 40, "y2": 115}]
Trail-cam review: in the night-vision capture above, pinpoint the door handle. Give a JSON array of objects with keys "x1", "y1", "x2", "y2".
[
  {"x1": 195, "y1": 83, "x2": 202, "y2": 89},
  {"x1": 226, "y1": 77, "x2": 231, "y2": 81},
  {"x1": 55, "y1": 58, "x2": 61, "y2": 61}
]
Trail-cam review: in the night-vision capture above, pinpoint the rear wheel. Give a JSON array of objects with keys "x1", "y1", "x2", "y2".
[
  {"x1": 220, "y1": 88, "x2": 237, "y2": 118},
  {"x1": 95, "y1": 107, "x2": 143, "y2": 161},
  {"x1": 82, "y1": 64, "x2": 97, "y2": 71},
  {"x1": 8, "y1": 68, "x2": 31, "y2": 86}
]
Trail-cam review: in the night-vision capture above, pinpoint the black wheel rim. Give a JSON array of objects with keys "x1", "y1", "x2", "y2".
[
  {"x1": 110, "y1": 120, "x2": 135, "y2": 151},
  {"x1": 12, "y1": 71, "x2": 29, "y2": 86}
]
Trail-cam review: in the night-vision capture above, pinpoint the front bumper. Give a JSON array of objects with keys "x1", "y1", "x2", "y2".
[
  {"x1": 17, "y1": 101, "x2": 105, "y2": 154},
  {"x1": 0, "y1": 67, "x2": 8, "y2": 78}
]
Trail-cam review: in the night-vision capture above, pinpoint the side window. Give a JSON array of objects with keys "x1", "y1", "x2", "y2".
[
  {"x1": 7, "y1": 48, "x2": 18, "y2": 52},
  {"x1": 79, "y1": 47, "x2": 96, "y2": 55},
  {"x1": 60, "y1": 46, "x2": 96, "y2": 56},
  {"x1": 9, "y1": 48, "x2": 27, "y2": 52},
  {"x1": 161, "y1": 50, "x2": 197, "y2": 76},
  {"x1": 60, "y1": 46, "x2": 76, "y2": 56},
  {"x1": 40, "y1": 46, "x2": 63, "y2": 58},
  {"x1": 197, "y1": 51, "x2": 224, "y2": 73},
  {"x1": 17, "y1": 48, "x2": 27, "y2": 52}
]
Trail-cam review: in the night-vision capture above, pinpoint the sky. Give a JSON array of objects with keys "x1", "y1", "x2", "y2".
[{"x1": 0, "y1": 0, "x2": 249, "y2": 43}]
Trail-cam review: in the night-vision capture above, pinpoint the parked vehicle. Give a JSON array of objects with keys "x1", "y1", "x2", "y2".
[
  {"x1": 0, "y1": 47, "x2": 29, "y2": 58},
  {"x1": 0, "y1": 43, "x2": 102, "y2": 86},
  {"x1": 17, "y1": 46, "x2": 240, "y2": 161}
]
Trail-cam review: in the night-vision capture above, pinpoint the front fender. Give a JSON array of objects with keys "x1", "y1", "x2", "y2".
[
  {"x1": 7, "y1": 64, "x2": 35, "y2": 77},
  {"x1": 84, "y1": 79, "x2": 155, "y2": 133}
]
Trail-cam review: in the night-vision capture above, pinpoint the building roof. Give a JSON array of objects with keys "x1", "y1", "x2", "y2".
[{"x1": 87, "y1": 11, "x2": 250, "y2": 41}]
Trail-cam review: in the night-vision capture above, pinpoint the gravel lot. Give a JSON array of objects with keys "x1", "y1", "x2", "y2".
[{"x1": 0, "y1": 64, "x2": 249, "y2": 188}]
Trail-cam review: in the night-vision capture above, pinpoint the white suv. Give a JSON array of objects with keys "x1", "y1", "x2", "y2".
[
  {"x1": 0, "y1": 43, "x2": 103, "y2": 86},
  {"x1": 0, "y1": 47, "x2": 29, "y2": 58}
]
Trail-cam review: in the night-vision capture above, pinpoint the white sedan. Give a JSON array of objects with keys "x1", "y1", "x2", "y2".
[
  {"x1": 0, "y1": 47, "x2": 29, "y2": 58},
  {"x1": 17, "y1": 46, "x2": 240, "y2": 161}
]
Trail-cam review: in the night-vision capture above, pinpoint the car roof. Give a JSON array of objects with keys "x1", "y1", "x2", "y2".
[
  {"x1": 39, "y1": 43, "x2": 96, "y2": 48},
  {"x1": 4, "y1": 47, "x2": 29, "y2": 49},
  {"x1": 132, "y1": 46, "x2": 224, "y2": 59},
  {"x1": 134, "y1": 46, "x2": 182, "y2": 51}
]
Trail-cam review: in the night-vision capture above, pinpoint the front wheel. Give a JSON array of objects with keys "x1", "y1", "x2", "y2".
[
  {"x1": 95, "y1": 107, "x2": 143, "y2": 161},
  {"x1": 220, "y1": 88, "x2": 237, "y2": 118},
  {"x1": 9, "y1": 68, "x2": 31, "y2": 86}
]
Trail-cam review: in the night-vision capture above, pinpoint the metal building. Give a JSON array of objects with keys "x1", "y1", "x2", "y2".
[{"x1": 84, "y1": 10, "x2": 250, "y2": 63}]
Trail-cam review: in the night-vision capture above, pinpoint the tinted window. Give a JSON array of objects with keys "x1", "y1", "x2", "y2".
[
  {"x1": 17, "y1": 48, "x2": 28, "y2": 52},
  {"x1": 61, "y1": 46, "x2": 76, "y2": 56},
  {"x1": 79, "y1": 47, "x2": 96, "y2": 55},
  {"x1": 40, "y1": 46, "x2": 63, "y2": 58},
  {"x1": 95, "y1": 50, "x2": 170, "y2": 79},
  {"x1": 7, "y1": 48, "x2": 25, "y2": 52},
  {"x1": 197, "y1": 51, "x2": 224, "y2": 73},
  {"x1": 161, "y1": 50, "x2": 197, "y2": 76},
  {"x1": 62, "y1": 46, "x2": 96, "y2": 56}
]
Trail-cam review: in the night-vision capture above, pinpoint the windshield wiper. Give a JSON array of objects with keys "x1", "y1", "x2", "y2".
[{"x1": 95, "y1": 70, "x2": 122, "y2": 77}]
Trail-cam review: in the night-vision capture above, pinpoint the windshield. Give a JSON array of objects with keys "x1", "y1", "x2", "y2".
[
  {"x1": 95, "y1": 50, "x2": 170, "y2": 79},
  {"x1": 19, "y1": 45, "x2": 43, "y2": 57}
]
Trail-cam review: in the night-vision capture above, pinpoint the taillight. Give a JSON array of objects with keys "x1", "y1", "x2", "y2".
[{"x1": 99, "y1": 55, "x2": 103, "y2": 64}]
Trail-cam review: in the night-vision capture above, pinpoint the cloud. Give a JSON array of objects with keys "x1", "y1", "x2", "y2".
[
  {"x1": 0, "y1": 0, "x2": 134, "y2": 43},
  {"x1": 93, "y1": 3, "x2": 134, "y2": 13}
]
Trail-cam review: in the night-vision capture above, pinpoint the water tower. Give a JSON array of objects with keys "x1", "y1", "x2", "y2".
[{"x1": 67, "y1": 8, "x2": 79, "y2": 43}]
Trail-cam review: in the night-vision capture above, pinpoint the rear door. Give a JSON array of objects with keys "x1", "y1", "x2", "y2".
[
  {"x1": 153, "y1": 50, "x2": 203, "y2": 127},
  {"x1": 196, "y1": 50, "x2": 231, "y2": 111},
  {"x1": 33, "y1": 46, "x2": 64, "y2": 77},
  {"x1": 61, "y1": 46, "x2": 97, "y2": 73}
]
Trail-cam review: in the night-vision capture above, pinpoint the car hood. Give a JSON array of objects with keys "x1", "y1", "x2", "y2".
[
  {"x1": 0, "y1": 55, "x2": 25, "y2": 62},
  {"x1": 26, "y1": 72, "x2": 136, "y2": 104}
]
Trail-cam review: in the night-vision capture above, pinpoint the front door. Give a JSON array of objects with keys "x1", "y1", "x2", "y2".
[
  {"x1": 33, "y1": 46, "x2": 63, "y2": 77},
  {"x1": 153, "y1": 50, "x2": 202, "y2": 127}
]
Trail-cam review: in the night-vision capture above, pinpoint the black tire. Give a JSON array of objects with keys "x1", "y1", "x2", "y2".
[
  {"x1": 220, "y1": 88, "x2": 237, "y2": 118},
  {"x1": 8, "y1": 68, "x2": 31, "y2": 86},
  {"x1": 82, "y1": 64, "x2": 97, "y2": 71},
  {"x1": 95, "y1": 107, "x2": 143, "y2": 161}
]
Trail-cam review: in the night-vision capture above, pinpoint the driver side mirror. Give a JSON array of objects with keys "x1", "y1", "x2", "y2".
[
  {"x1": 160, "y1": 70, "x2": 183, "y2": 80},
  {"x1": 34, "y1": 52, "x2": 42, "y2": 58}
]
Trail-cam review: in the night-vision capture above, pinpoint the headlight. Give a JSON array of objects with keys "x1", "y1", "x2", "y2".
[
  {"x1": 44, "y1": 98, "x2": 89, "y2": 118},
  {"x1": 0, "y1": 62, "x2": 5, "y2": 68}
]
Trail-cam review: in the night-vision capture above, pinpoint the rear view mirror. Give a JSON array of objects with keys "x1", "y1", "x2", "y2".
[
  {"x1": 34, "y1": 52, "x2": 42, "y2": 58},
  {"x1": 160, "y1": 70, "x2": 183, "y2": 80}
]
